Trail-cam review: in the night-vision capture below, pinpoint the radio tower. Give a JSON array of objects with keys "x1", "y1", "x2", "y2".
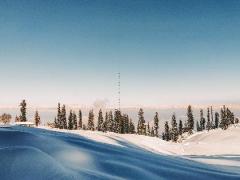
[{"x1": 117, "y1": 72, "x2": 121, "y2": 111}]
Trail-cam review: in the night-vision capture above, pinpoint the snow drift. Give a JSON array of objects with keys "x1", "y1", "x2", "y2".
[{"x1": 0, "y1": 126, "x2": 239, "y2": 179}]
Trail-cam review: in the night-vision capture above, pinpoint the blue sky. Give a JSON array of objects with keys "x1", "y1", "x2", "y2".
[{"x1": 0, "y1": 0, "x2": 240, "y2": 107}]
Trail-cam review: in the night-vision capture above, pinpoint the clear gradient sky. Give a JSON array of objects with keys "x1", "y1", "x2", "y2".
[{"x1": 0, "y1": 0, "x2": 240, "y2": 107}]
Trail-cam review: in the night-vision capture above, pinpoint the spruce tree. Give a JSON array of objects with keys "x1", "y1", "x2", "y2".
[
  {"x1": 164, "y1": 121, "x2": 170, "y2": 141},
  {"x1": 61, "y1": 105, "x2": 67, "y2": 129},
  {"x1": 97, "y1": 109, "x2": 104, "y2": 131},
  {"x1": 178, "y1": 120, "x2": 183, "y2": 135},
  {"x1": 220, "y1": 106, "x2": 228, "y2": 130},
  {"x1": 196, "y1": 121, "x2": 201, "y2": 132},
  {"x1": 73, "y1": 112, "x2": 78, "y2": 130},
  {"x1": 88, "y1": 109, "x2": 95, "y2": 131},
  {"x1": 200, "y1": 109, "x2": 205, "y2": 131},
  {"x1": 187, "y1": 105, "x2": 194, "y2": 134},
  {"x1": 68, "y1": 110, "x2": 73, "y2": 130},
  {"x1": 78, "y1": 110, "x2": 83, "y2": 129},
  {"x1": 137, "y1": 108, "x2": 146, "y2": 135},
  {"x1": 210, "y1": 106, "x2": 214, "y2": 129},
  {"x1": 147, "y1": 122, "x2": 150, "y2": 136},
  {"x1": 34, "y1": 110, "x2": 40, "y2": 126},
  {"x1": 104, "y1": 112, "x2": 108, "y2": 132},
  {"x1": 206, "y1": 108, "x2": 211, "y2": 131},
  {"x1": 129, "y1": 119, "x2": 135, "y2": 134},
  {"x1": 171, "y1": 114, "x2": 178, "y2": 142},
  {"x1": 150, "y1": 127, "x2": 154, "y2": 137},
  {"x1": 20, "y1": 100, "x2": 27, "y2": 122},
  {"x1": 113, "y1": 110, "x2": 121, "y2": 133},
  {"x1": 123, "y1": 114, "x2": 130, "y2": 134},
  {"x1": 108, "y1": 111, "x2": 114, "y2": 132},
  {"x1": 215, "y1": 112, "x2": 219, "y2": 129},
  {"x1": 153, "y1": 112, "x2": 159, "y2": 137}
]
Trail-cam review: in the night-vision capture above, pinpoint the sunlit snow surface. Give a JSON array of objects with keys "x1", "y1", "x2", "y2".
[{"x1": 0, "y1": 126, "x2": 239, "y2": 180}]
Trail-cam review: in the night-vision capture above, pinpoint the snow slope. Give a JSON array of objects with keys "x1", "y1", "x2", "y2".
[{"x1": 0, "y1": 126, "x2": 239, "y2": 179}]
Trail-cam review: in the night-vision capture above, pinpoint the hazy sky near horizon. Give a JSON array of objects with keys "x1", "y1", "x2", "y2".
[{"x1": 1, "y1": 0, "x2": 240, "y2": 107}]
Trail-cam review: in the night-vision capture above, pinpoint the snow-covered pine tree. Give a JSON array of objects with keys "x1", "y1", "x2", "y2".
[
  {"x1": 34, "y1": 110, "x2": 40, "y2": 126},
  {"x1": 73, "y1": 111, "x2": 78, "y2": 130},
  {"x1": 178, "y1": 120, "x2": 183, "y2": 136},
  {"x1": 88, "y1": 109, "x2": 95, "y2": 131},
  {"x1": 68, "y1": 110, "x2": 73, "y2": 130},
  {"x1": 206, "y1": 108, "x2": 211, "y2": 131},
  {"x1": 171, "y1": 114, "x2": 178, "y2": 142},
  {"x1": 78, "y1": 110, "x2": 82, "y2": 129},
  {"x1": 199, "y1": 109, "x2": 205, "y2": 131},
  {"x1": 187, "y1": 105, "x2": 194, "y2": 134},
  {"x1": 20, "y1": 100, "x2": 27, "y2": 122},
  {"x1": 215, "y1": 112, "x2": 219, "y2": 129},
  {"x1": 61, "y1": 105, "x2": 67, "y2": 129},
  {"x1": 153, "y1": 112, "x2": 159, "y2": 137},
  {"x1": 164, "y1": 121, "x2": 170, "y2": 141},
  {"x1": 137, "y1": 108, "x2": 146, "y2": 135},
  {"x1": 97, "y1": 109, "x2": 104, "y2": 131}
]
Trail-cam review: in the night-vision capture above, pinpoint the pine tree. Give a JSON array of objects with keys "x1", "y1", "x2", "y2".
[
  {"x1": 114, "y1": 110, "x2": 121, "y2": 133},
  {"x1": 61, "y1": 105, "x2": 67, "y2": 129},
  {"x1": 215, "y1": 112, "x2": 219, "y2": 129},
  {"x1": 97, "y1": 109, "x2": 104, "y2": 131},
  {"x1": 55, "y1": 103, "x2": 61, "y2": 128},
  {"x1": 187, "y1": 105, "x2": 194, "y2": 134},
  {"x1": 164, "y1": 121, "x2": 170, "y2": 141},
  {"x1": 146, "y1": 122, "x2": 150, "y2": 136},
  {"x1": 178, "y1": 120, "x2": 183, "y2": 135},
  {"x1": 78, "y1": 110, "x2": 82, "y2": 129},
  {"x1": 129, "y1": 119, "x2": 135, "y2": 134},
  {"x1": 103, "y1": 112, "x2": 108, "y2": 132},
  {"x1": 200, "y1": 109, "x2": 205, "y2": 131},
  {"x1": 34, "y1": 110, "x2": 40, "y2": 126},
  {"x1": 220, "y1": 106, "x2": 228, "y2": 130},
  {"x1": 162, "y1": 132, "x2": 165, "y2": 140},
  {"x1": 20, "y1": 100, "x2": 27, "y2": 122},
  {"x1": 137, "y1": 108, "x2": 146, "y2": 135},
  {"x1": 123, "y1": 114, "x2": 130, "y2": 134},
  {"x1": 73, "y1": 111, "x2": 78, "y2": 130},
  {"x1": 171, "y1": 114, "x2": 178, "y2": 142},
  {"x1": 206, "y1": 108, "x2": 211, "y2": 131},
  {"x1": 210, "y1": 106, "x2": 214, "y2": 129},
  {"x1": 150, "y1": 127, "x2": 154, "y2": 137},
  {"x1": 68, "y1": 110, "x2": 73, "y2": 130},
  {"x1": 88, "y1": 109, "x2": 95, "y2": 131},
  {"x1": 153, "y1": 112, "x2": 159, "y2": 137},
  {"x1": 108, "y1": 111, "x2": 114, "y2": 132}
]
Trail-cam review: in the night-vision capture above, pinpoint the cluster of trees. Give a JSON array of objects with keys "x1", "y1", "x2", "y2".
[
  {"x1": 0, "y1": 113, "x2": 12, "y2": 124},
  {"x1": 196, "y1": 105, "x2": 239, "y2": 132},
  {"x1": 54, "y1": 103, "x2": 135, "y2": 134},
  {"x1": 162, "y1": 105, "x2": 194, "y2": 142},
  {"x1": 136, "y1": 108, "x2": 159, "y2": 137},
  {"x1": 15, "y1": 100, "x2": 41, "y2": 126}
]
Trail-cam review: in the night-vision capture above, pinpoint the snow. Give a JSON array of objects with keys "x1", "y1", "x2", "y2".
[{"x1": 0, "y1": 125, "x2": 239, "y2": 179}]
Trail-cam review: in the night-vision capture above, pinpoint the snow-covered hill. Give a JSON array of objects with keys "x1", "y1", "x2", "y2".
[{"x1": 0, "y1": 126, "x2": 239, "y2": 179}]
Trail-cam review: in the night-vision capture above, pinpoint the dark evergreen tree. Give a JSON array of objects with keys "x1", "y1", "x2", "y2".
[
  {"x1": 73, "y1": 111, "x2": 78, "y2": 130},
  {"x1": 215, "y1": 112, "x2": 219, "y2": 129},
  {"x1": 206, "y1": 108, "x2": 211, "y2": 131},
  {"x1": 178, "y1": 120, "x2": 183, "y2": 135},
  {"x1": 61, "y1": 105, "x2": 67, "y2": 129},
  {"x1": 199, "y1": 109, "x2": 205, "y2": 131},
  {"x1": 210, "y1": 106, "x2": 214, "y2": 129},
  {"x1": 20, "y1": 100, "x2": 27, "y2": 122},
  {"x1": 146, "y1": 122, "x2": 151, "y2": 136},
  {"x1": 187, "y1": 105, "x2": 194, "y2": 134},
  {"x1": 68, "y1": 110, "x2": 73, "y2": 130},
  {"x1": 78, "y1": 110, "x2": 82, "y2": 129},
  {"x1": 123, "y1": 114, "x2": 130, "y2": 134},
  {"x1": 171, "y1": 114, "x2": 178, "y2": 142},
  {"x1": 153, "y1": 112, "x2": 159, "y2": 137},
  {"x1": 113, "y1": 110, "x2": 121, "y2": 133},
  {"x1": 151, "y1": 127, "x2": 155, "y2": 137},
  {"x1": 164, "y1": 121, "x2": 170, "y2": 141},
  {"x1": 162, "y1": 132, "x2": 165, "y2": 140},
  {"x1": 97, "y1": 109, "x2": 104, "y2": 131},
  {"x1": 103, "y1": 112, "x2": 108, "y2": 132},
  {"x1": 129, "y1": 119, "x2": 135, "y2": 134},
  {"x1": 108, "y1": 111, "x2": 114, "y2": 132},
  {"x1": 220, "y1": 106, "x2": 227, "y2": 130},
  {"x1": 88, "y1": 109, "x2": 95, "y2": 131},
  {"x1": 34, "y1": 110, "x2": 40, "y2": 126},
  {"x1": 137, "y1": 108, "x2": 146, "y2": 135}
]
